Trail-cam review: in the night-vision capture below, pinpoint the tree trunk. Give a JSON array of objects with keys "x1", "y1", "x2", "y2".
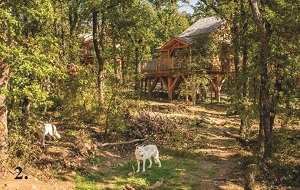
[
  {"x1": 92, "y1": 11, "x2": 104, "y2": 104},
  {"x1": 270, "y1": 37, "x2": 283, "y2": 136},
  {"x1": 134, "y1": 47, "x2": 140, "y2": 91},
  {"x1": 0, "y1": 62, "x2": 9, "y2": 170},
  {"x1": 249, "y1": 0, "x2": 272, "y2": 158},
  {"x1": 21, "y1": 97, "x2": 31, "y2": 130},
  {"x1": 240, "y1": 1, "x2": 249, "y2": 140},
  {"x1": 241, "y1": 46, "x2": 249, "y2": 140},
  {"x1": 231, "y1": 1, "x2": 245, "y2": 137}
]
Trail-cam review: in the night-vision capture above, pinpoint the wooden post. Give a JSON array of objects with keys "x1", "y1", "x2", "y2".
[
  {"x1": 216, "y1": 87, "x2": 221, "y2": 102},
  {"x1": 185, "y1": 80, "x2": 189, "y2": 102},
  {"x1": 147, "y1": 78, "x2": 152, "y2": 98},
  {"x1": 245, "y1": 164, "x2": 257, "y2": 190},
  {"x1": 191, "y1": 75, "x2": 196, "y2": 105},
  {"x1": 214, "y1": 76, "x2": 221, "y2": 102},
  {"x1": 167, "y1": 76, "x2": 173, "y2": 101},
  {"x1": 144, "y1": 78, "x2": 147, "y2": 93},
  {"x1": 210, "y1": 82, "x2": 213, "y2": 104},
  {"x1": 189, "y1": 47, "x2": 192, "y2": 70},
  {"x1": 140, "y1": 78, "x2": 144, "y2": 94}
]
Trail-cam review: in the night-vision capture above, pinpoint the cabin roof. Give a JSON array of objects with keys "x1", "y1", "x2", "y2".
[
  {"x1": 176, "y1": 37, "x2": 194, "y2": 44},
  {"x1": 179, "y1": 16, "x2": 223, "y2": 38},
  {"x1": 79, "y1": 33, "x2": 93, "y2": 44},
  {"x1": 157, "y1": 37, "x2": 190, "y2": 51},
  {"x1": 158, "y1": 16, "x2": 223, "y2": 51}
]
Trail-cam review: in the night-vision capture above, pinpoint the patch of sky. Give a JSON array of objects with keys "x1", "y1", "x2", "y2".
[{"x1": 178, "y1": 0, "x2": 198, "y2": 14}]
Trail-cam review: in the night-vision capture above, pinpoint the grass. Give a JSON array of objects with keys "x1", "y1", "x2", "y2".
[
  {"x1": 74, "y1": 148, "x2": 216, "y2": 190},
  {"x1": 75, "y1": 170, "x2": 104, "y2": 190}
]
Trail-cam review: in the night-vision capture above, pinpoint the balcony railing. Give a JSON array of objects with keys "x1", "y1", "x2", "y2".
[
  {"x1": 140, "y1": 56, "x2": 215, "y2": 73},
  {"x1": 140, "y1": 57, "x2": 189, "y2": 72}
]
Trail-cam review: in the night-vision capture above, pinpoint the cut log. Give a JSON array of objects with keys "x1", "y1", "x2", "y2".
[{"x1": 96, "y1": 138, "x2": 147, "y2": 148}]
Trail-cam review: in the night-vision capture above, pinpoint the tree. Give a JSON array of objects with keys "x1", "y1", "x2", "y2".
[
  {"x1": 248, "y1": 0, "x2": 272, "y2": 158},
  {"x1": 0, "y1": 62, "x2": 9, "y2": 169},
  {"x1": 0, "y1": 1, "x2": 67, "y2": 165},
  {"x1": 92, "y1": 10, "x2": 105, "y2": 104},
  {"x1": 0, "y1": 1, "x2": 16, "y2": 169}
]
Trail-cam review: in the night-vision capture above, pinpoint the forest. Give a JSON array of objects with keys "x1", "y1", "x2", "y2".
[{"x1": 0, "y1": 0, "x2": 300, "y2": 189}]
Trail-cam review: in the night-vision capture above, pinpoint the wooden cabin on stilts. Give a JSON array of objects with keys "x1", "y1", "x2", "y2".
[{"x1": 139, "y1": 16, "x2": 233, "y2": 104}]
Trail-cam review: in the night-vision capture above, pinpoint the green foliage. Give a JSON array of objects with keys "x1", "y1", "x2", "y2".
[
  {"x1": 2, "y1": 0, "x2": 66, "y2": 126},
  {"x1": 191, "y1": 35, "x2": 218, "y2": 69},
  {"x1": 8, "y1": 125, "x2": 41, "y2": 165},
  {"x1": 58, "y1": 66, "x2": 99, "y2": 123},
  {"x1": 253, "y1": 129, "x2": 300, "y2": 187},
  {"x1": 179, "y1": 74, "x2": 210, "y2": 102},
  {"x1": 89, "y1": 154, "x2": 102, "y2": 166}
]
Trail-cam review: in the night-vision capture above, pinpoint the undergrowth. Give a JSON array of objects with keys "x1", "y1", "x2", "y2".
[{"x1": 248, "y1": 127, "x2": 300, "y2": 188}]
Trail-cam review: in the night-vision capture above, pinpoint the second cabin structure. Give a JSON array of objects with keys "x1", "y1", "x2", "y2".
[{"x1": 140, "y1": 16, "x2": 233, "y2": 103}]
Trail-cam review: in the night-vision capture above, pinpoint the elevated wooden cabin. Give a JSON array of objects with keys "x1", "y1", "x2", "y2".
[
  {"x1": 79, "y1": 33, "x2": 94, "y2": 65},
  {"x1": 140, "y1": 16, "x2": 233, "y2": 103}
]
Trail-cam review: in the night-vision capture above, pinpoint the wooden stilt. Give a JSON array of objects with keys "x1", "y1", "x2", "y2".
[
  {"x1": 140, "y1": 68, "x2": 228, "y2": 102},
  {"x1": 147, "y1": 78, "x2": 152, "y2": 98},
  {"x1": 216, "y1": 87, "x2": 221, "y2": 102},
  {"x1": 191, "y1": 75, "x2": 196, "y2": 105},
  {"x1": 159, "y1": 76, "x2": 168, "y2": 89},
  {"x1": 144, "y1": 78, "x2": 147, "y2": 93},
  {"x1": 167, "y1": 76, "x2": 173, "y2": 101},
  {"x1": 214, "y1": 76, "x2": 221, "y2": 102},
  {"x1": 209, "y1": 76, "x2": 221, "y2": 102},
  {"x1": 184, "y1": 78, "x2": 189, "y2": 102},
  {"x1": 140, "y1": 79, "x2": 143, "y2": 94},
  {"x1": 210, "y1": 82, "x2": 213, "y2": 104}
]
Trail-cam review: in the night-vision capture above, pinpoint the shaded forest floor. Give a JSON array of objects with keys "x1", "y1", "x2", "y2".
[{"x1": 1, "y1": 100, "x2": 299, "y2": 189}]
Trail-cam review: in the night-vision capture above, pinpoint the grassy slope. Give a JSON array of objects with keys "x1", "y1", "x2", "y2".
[{"x1": 74, "y1": 103, "x2": 245, "y2": 190}]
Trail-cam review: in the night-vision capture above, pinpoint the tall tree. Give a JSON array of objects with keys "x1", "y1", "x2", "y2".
[
  {"x1": 92, "y1": 10, "x2": 105, "y2": 104},
  {"x1": 248, "y1": 0, "x2": 272, "y2": 158},
  {"x1": 0, "y1": 62, "x2": 9, "y2": 169},
  {"x1": 0, "y1": 1, "x2": 16, "y2": 169}
]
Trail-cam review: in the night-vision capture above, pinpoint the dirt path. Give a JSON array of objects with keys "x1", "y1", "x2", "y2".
[
  {"x1": 193, "y1": 126, "x2": 245, "y2": 189},
  {"x1": 0, "y1": 172, "x2": 74, "y2": 190},
  {"x1": 163, "y1": 106, "x2": 246, "y2": 189}
]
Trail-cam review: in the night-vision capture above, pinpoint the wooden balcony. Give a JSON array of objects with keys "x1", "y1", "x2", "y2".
[
  {"x1": 140, "y1": 57, "x2": 189, "y2": 73},
  {"x1": 140, "y1": 56, "x2": 215, "y2": 74}
]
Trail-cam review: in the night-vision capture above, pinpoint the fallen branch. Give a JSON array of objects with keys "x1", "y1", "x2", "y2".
[
  {"x1": 222, "y1": 130, "x2": 249, "y2": 145},
  {"x1": 201, "y1": 118, "x2": 227, "y2": 126},
  {"x1": 149, "y1": 180, "x2": 164, "y2": 189},
  {"x1": 96, "y1": 138, "x2": 147, "y2": 148},
  {"x1": 123, "y1": 184, "x2": 135, "y2": 190}
]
